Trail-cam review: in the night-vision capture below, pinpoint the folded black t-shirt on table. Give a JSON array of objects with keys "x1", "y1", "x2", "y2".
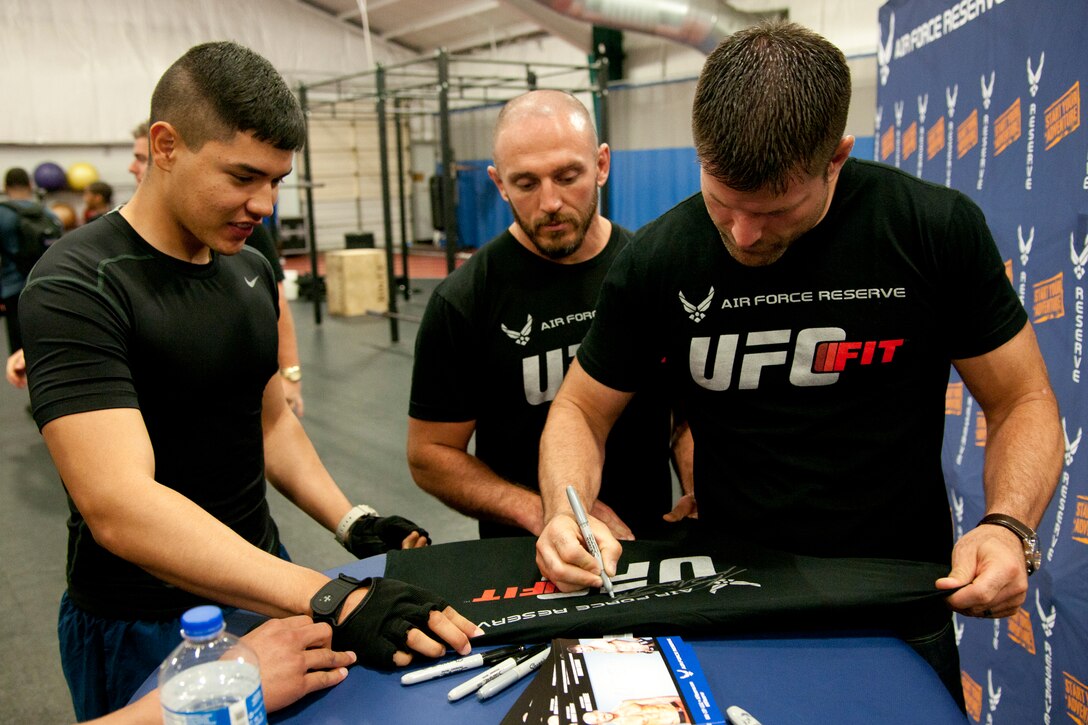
[{"x1": 385, "y1": 530, "x2": 952, "y2": 644}]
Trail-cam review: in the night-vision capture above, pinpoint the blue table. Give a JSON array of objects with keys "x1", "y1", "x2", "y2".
[{"x1": 138, "y1": 553, "x2": 968, "y2": 724}]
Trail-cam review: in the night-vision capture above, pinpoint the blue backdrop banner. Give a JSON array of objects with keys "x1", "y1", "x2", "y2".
[{"x1": 877, "y1": 0, "x2": 1087, "y2": 722}]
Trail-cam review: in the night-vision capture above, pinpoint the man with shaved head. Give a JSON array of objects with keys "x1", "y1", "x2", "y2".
[{"x1": 409, "y1": 90, "x2": 692, "y2": 541}]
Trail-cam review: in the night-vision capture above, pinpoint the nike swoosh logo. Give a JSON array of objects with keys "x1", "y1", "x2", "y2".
[{"x1": 245, "y1": 276, "x2": 258, "y2": 288}]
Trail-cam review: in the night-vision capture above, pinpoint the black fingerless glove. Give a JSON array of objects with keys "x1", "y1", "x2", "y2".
[
  {"x1": 330, "y1": 576, "x2": 450, "y2": 669},
  {"x1": 344, "y1": 515, "x2": 430, "y2": 558}
]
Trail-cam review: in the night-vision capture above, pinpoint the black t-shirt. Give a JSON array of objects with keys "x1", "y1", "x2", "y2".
[
  {"x1": 577, "y1": 159, "x2": 1027, "y2": 564},
  {"x1": 21, "y1": 211, "x2": 282, "y2": 619},
  {"x1": 246, "y1": 222, "x2": 285, "y2": 282},
  {"x1": 410, "y1": 226, "x2": 674, "y2": 538}
]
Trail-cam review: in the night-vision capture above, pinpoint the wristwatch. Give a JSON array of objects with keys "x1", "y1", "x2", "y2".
[
  {"x1": 280, "y1": 365, "x2": 302, "y2": 383},
  {"x1": 978, "y1": 513, "x2": 1042, "y2": 575},
  {"x1": 310, "y1": 573, "x2": 367, "y2": 626}
]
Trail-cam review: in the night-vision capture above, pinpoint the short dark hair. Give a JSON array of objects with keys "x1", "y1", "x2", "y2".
[
  {"x1": 4, "y1": 167, "x2": 31, "y2": 189},
  {"x1": 149, "y1": 41, "x2": 306, "y2": 152},
  {"x1": 692, "y1": 21, "x2": 851, "y2": 194},
  {"x1": 132, "y1": 120, "x2": 149, "y2": 140},
  {"x1": 87, "y1": 180, "x2": 113, "y2": 204}
]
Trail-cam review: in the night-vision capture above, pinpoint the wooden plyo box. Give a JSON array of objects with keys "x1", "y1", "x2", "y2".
[{"x1": 325, "y1": 249, "x2": 388, "y2": 316}]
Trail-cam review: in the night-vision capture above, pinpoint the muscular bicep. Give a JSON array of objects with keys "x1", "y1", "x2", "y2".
[
  {"x1": 952, "y1": 322, "x2": 1054, "y2": 423},
  {"x1": 41, "y1": 408, "x2": 156, "y2": 533}
]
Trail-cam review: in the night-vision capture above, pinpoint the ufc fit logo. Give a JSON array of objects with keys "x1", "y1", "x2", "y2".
[
  {"x1": 470, "y1": 556, "x2": 752, "y2": 603},
  {"x1": 689, "y1": 327, "x2": 904, "y2": 390}
]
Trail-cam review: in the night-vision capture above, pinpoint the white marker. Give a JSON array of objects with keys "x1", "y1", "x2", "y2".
[
  {"x1": 565, "y1": 486, "x2": 615, "y2": 598},
  {"x1": 476, "y1": 645, "x2": 552, "y2": 700},
  {"x1": 400, "y1": 643, "x2": 528, "y2": 686},
  {"x1": 447, "y1": 644, "x2": 547, "y2": 701},
  {"x1": 726, "y1": 705, "x2": 764, "y2": 725}
]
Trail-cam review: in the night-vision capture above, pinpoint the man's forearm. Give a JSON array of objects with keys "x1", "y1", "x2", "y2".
[
  {"x1": 263, "y1": 406, "x2": 351, "y2": 532},
  {"x1": 982, "y1": 396, "x2": 1062, "y2": 527},
  {"x1": 94, "y1": 479, "x2": 329, "y2": 618},
  {"x1": 276, "y1": 282, "x2": 300, "y2": 370},
  {"x1": 411, "y1": 445, "x2": 545, "y2": 534},
  {"x1": 538, "y1": 396, "x2": 608, "y2": 523}
]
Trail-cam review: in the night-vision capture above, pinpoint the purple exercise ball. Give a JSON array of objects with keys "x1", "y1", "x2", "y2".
[{"x1": 34, "y1": 161, "x2": 67, "y2": 191}]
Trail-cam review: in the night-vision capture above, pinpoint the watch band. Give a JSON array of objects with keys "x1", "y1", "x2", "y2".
[
  {"x1": 978, "y1": 513, "x2": 1041, "y2": 575},
  {"x1": 280, "y1": 365, "x2": 302, "y2": 382},
  {"x1": 310, "y1": 573, "x2": 367, "y2": 625},
  {"x1": 335, "y1": 503, "x2": 380, "y2": 545}
]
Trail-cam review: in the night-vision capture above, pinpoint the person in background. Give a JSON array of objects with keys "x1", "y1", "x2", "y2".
[
  {"x1": 533, "y1": 22, "x2": 1061, "y2": 710},
  {"x1": 50, "y1": 201, "x2": 79, "y2": 232},
  {"x1": 129, "y1": 121, "x2": 304, "y2": 415},
  {"x1": 128, "y1": 121, "x2": 150, "y2": 185},
  {"x1": 6, "y1": 347, "x2": 26, "y2": 388},
  {"x1": 82, "y1": 181, "x2": 113, "y2": 224},
  {"x1": 20, "y1": 41, "x2": 468, "y2": 721},
  {"x1": 1, "y1": 167, "x2": 61, "y2": 355},
  {"x1": 408, "y1": 90, "x2": 694, "y2": 541}
]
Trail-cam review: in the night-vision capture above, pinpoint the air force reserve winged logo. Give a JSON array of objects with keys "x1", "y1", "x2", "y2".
[
  {"x1": 679, "y1": 286, "x2": 714, "y2": 323},
  {"x1": 1027, "y1": 52, "x2": 1044, "y2": 98},
  {"x1": 987, "y1": 669, "x2": 1002, "y2": 713},
  {"x1": 1063, "y1": 416, "x2": 1082, "y2": 466},
  {"x1": 1035, "y1": 590, "x2": 1057, "y2": 638},
  {"x1": 501, "y1": 315, "x2": 532, "y2": 346},
  {"x1": 980, "y1": 72, "x2": 995, "y2": 110},
  {"x1": 877, "y1": 13, "x2": 894, "y2": 86},
  {"x1": 1071, "y1": 233, "x2": 1088, "y2": 280},
  {"x1": 1018, "y1": 225, "x2": 1034, "y2": 266}
]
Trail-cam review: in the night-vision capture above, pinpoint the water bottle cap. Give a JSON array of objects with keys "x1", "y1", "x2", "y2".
[{"x1": 180, "y1": 605, "x2": 225, "y2": 638}]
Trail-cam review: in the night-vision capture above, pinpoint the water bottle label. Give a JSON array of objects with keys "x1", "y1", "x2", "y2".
[{"x1": 162, "y1": 684, "x2": 267, "y2": 725}]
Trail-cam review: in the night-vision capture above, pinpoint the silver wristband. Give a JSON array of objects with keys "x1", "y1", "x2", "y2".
[{"x1": 335, "y1": 504, "x2": 380, "y2": 545}]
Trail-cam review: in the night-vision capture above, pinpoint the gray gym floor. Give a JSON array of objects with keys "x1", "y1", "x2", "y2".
[{"x1": 0, "y1": 278, "x2": 480, "y2": 723}]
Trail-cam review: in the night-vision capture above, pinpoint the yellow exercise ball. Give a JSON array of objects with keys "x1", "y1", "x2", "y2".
[{"x1": 67, "y1": 162, "x2": 100, "y2": 191}]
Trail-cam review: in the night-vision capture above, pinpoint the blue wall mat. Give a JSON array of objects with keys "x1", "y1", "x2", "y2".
[
  {"x1": 851, "y1": 135, "x2": 876, "y2": 161},
  {"x1": 609, "y1": 147, "x2": 701, "y2": 231},
  {"x1": 454, "y1": 160, "x2": 512, "y2": 249}
]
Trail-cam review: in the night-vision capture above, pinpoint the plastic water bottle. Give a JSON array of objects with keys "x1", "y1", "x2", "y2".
[{"x1": 158, "y1": 605, "x2": 268, "y2": 725}]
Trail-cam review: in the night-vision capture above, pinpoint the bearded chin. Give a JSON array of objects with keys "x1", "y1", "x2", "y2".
[{"x1": 513, "y1": 193, "x2": 597, "y2": 261}]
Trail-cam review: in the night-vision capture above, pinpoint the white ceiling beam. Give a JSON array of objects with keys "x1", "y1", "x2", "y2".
[
  {"x1": 444, "y1": 20, "x2": 543, "y2": 53},
  {"x1": 383, "y1": 0, "x2": 501, "y2": 39},
  {"x1": 336, "y1": 0, "x2": 400, "y2": 21},
  {"x1": 499, "y1": 0, "x2": 591, "y2": 53}
]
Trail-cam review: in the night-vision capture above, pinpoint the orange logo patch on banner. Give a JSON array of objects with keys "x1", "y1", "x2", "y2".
[
  {"x1": 881, "y1": 124, "x2": 896, "y2": 161},
  {"x1": 1073, "y1": 495, "x2": 1088, "y2": 545},
  {"x1": 1033, "y1": 272, "x2": 1065, "y2": 323},
  {"x1": 974, "y1": 410, "x2": 987, "y2": 447},
  {"x1": 1065, "y1": 671, "x2": 1088, "y2": 723},
  {"x1": 1045, "y1": 81, "x2": 1080, "y2": 150},
  {"x1": 962, "y1": 670, "x2": 983, "y2": 722},
  {"x1": 903, "y1": 121, "x2": 918, "y2": 160},
  {"x1": 994, "y1": 98, "x2": 1021, "y2": 156},
  {"x1": 946, "y1": 382, "x2": 964, "y2": 416},
  {"x1": 928, "y1": 117, "x2": 946, "y2": 159},
  {"x1": 958, "y1": 109, "x2": 979, "y2": 158},
  {"x1": 1007, "y1": 608, "x2": 1036, "y2": 654}
]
